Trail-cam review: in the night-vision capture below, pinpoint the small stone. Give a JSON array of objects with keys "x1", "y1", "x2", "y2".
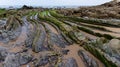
[
  {"x1": 2, "y1": 33, "x2": 8, "y2": 38},
  {"x1": 62, "y1": 49, "x2": 69, "y2": 55},
  {"x1": 7, "y1": 31, "x2": 14, "y2": 36}
]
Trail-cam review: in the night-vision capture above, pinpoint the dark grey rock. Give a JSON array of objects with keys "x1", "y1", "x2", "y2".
[
  {"x1": 2, "y1": 38, "x2": 9, "y2": 44},
  {"x1": 3, "y1": 54, "x2": 20, "y2": 67},
  {"x1": 32, "y1": 24, "x2": 49, "y2": 52},
  {"x1": 34, "y1": 54, "x2": 59, "y2": 67},
  {"x1": 0, "y1": 20, "x2": 6, "y2": 28},
  {"x1": 3, "y1": 53, "x2": 32, "y2": 67},
  {"x1": 58, "y1": 58, "x2": 78, "y2": 67},
  {"x1": 7, "y1": 31, "x2": 14, "y2": 36},
  {"x1": 0, "y1": 46, "x2": 8, "y2": 62},
  {"x1": 78, "y1": 50, "x2": 98, "y2": 67},
  {"x1": 65, "y1": 58, "x2": 78, "y2": 67},
  {"x1": 2, "y1": 33, "x2": 8, "y2": 38},
  {"x1": 50, "y1": 33, "x2": 66, "y2": 48},
  {"x1": 35, "y1": 55, "x2": 49, "y2": 66},
  {"x1": 19, "y1": 53, "x2": 32, "y2": 65},
  {"x1": 58, "y1": 62, "x2": 65, "y2": 67},
  {"x1": 62, "y1": 49, "x2": 69, "y2": 55}
]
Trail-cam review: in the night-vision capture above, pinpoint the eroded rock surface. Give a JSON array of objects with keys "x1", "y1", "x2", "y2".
[{"x1": 0, "y1": 5, "x2": 120, "y2": 67}]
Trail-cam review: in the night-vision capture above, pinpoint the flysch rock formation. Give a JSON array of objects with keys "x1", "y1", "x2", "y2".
[{"x1": 0, "y1": 1, "x2": 120, "y2": 67}]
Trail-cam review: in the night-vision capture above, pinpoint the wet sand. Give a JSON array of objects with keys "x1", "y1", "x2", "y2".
[
  {"x1": 64, "y1": 44, "x2": 104, "y2": 67},
  {"x1": 64, "y1": 44, "x2": 86, "y2": 67}
]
